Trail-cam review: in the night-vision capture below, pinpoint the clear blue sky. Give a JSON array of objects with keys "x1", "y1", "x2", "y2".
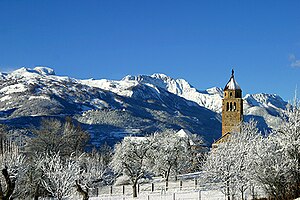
[{"x1": 0, "y1": 0, "x2": 299, "y2": 101}]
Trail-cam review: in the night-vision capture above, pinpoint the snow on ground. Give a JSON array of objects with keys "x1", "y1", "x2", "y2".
[
  {"x1": 29, "y1": 95, "x2": 51, "y2": 101},
  {"x1": 0, "y1": 83, "x2": 27, "y2": 94},
  {"x1": 89, "y1": 190, "x2": 224, "y2": 200},
  {"x1": 34, "y1": 66, "x2": 55, "y2": 75},
  {"x1": 84, "y1": 177, "x2": 265, "y2": 200},
  {"x1": 80, "y1": 79, "x2": 138, "y2": 97},
  {"x1": 0, "y1": 95, "x2": 11, "y2": 102},
  {"x1": 86, "y1": 179, "x2": 225, "y2": 200}
]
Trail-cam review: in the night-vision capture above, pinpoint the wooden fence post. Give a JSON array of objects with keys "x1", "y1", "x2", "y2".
[
  {"x1": 110, "y1": 186, "x2": 113, "y2": 195},
  {"x1": 179, "y1": 180, "x2": 182, "y2": 190}
]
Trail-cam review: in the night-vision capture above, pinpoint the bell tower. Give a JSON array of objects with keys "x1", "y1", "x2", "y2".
[{"x1": 222, "y1": 70, "x2": 243, "y2": 136}]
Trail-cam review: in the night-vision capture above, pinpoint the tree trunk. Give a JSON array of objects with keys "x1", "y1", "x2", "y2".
[
  {"x1": 132, "y1": 183, "x2": 138, "y2": 198},
  {"x1": 1, "y1": 166, "x2": 16, "y2": 200},
  {"x1": 251, "y1": 185, "x2": 255, "y2": 200},
  {"x1": 165, "y1": 167, "x2": 171, "y2": 191},
  {"x1": 226, "y1": 180, "x2": 230, "y2": 200},
  {"x1": 0, "y1": 181, "x2": 4, "y2": 200},
  {"x1": 167, "y1": 166, "x2": 171, "y2": 180},
  {"x1": 76, "y1": 180, "x2": 89, "y2": 200},
  {"x1": 33, "y1": 183, "x2": 40, "y2": 200},
  {"x1": 241, "y1": 186, "x2": 244, "y2": 200}
]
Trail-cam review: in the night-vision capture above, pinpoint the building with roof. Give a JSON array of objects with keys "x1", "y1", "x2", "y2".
[{"x1": 212, "y1": 70, "x2": 243, "y2": 148}]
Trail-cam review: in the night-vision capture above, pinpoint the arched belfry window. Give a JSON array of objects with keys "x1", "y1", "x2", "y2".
[
  {"x1": 226, "y1": 102, "x2": 229, "y2": 111},
  {"x1": 230, "y1": 102, "x2": 233, "y2": 111},
  {"x1": 234, "y1": 102, "x2": 236, "y2": 111}
]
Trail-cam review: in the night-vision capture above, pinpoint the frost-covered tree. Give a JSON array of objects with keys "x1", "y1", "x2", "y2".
[
  {"x1": 230, "y1": 120, "x2": 262, "y2": 200},
  {"x1": 204, "y1": 120, "x2": 261, "y2": 200},
  {"x1": 149, "y1": 130, "x2": 199, "y2": 188},
  {"x1": 23, "y1": 118, "x2": 89, "y2": 198},
  {"x1": 75, "y1": 149, "x2": 113, "y2": 200},
  {"x1": 275, "y1": 98, "x2": 300, "y2": 198},
  {"x1": 19, "y1": 158, "x2": 45, "y2": 200},
  {"x1": 204, "y1": 139, "x2": 237, "y2": 200},
  {"x1": 251, "y1": 134, "x2": 291, "y2": 200},
  {"x1": 36, "y1": 149, "x2": 112, "y2": 200},
  {"x1": 38, "y1": 152, "x2": 80, "y2": 200},
  {"x1": 0, "y1": 150, "x2": 26, "y2": 200},
  {"x1": 252, "y1": 98, "x2": 300, "y2": 199},
  {"x1": 110, "y1": 137, "x2": 153, "y2": 197}
]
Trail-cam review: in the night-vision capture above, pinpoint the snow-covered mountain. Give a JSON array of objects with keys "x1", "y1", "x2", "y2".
[
  {"x1": 0, "y1": 67, "x2": 288, "y2": 146},
  {"x1": 80, "y1": 73, "x2": 224, "y2": 112},
  {"x1": 80, "y1": 73, "x2": 287, "y2": 130}
]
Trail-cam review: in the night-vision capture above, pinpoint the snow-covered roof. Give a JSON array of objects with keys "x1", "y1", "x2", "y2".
[
  {"x1": 176, "y1": 129, "x2": 193, "y2": 138},
  {"x1": 224, "y1": 70, "x2": 241, "y2": 90},
  {"x1": 176, "y1": 129, "x2": 195, "y2": 145}
]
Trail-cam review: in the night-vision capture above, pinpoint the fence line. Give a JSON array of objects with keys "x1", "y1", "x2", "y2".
[
  {"x1": 89, "y1": 189, "x2": 224, "y2": 200},
  {"x1": 87, "y1": 177, "x2": 266, "y2": 200},
  {"x1": 88, "y1": 178, "x2": 224, "y2": 200}
]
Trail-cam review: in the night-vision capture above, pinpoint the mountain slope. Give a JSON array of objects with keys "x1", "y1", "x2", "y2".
[
  {"x1": 0, "y1": 67, "x2": 221, "y2": 146},
  {"x1": 80, "y1": 74, "x2": 224, "y2": 113},
  {"x1": 81, "y1": 73, "x2": 287, "y2": 130},
  {"x1": 0, "y1": 67, "x2": 288, "y2": 146}
]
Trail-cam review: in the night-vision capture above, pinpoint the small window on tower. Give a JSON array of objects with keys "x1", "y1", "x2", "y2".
[{"x1": 230, "y1": 92, "x2": 232, "y2": 97}]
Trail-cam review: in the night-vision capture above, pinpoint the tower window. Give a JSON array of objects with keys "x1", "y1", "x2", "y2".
[
  {"x1": 234, "y1": 102, "x2": 236, "y2": 111},
  {"x1": 226, "y1": 102, "x2": 229, "y2": 111},
  {"x1": 230, "y1": 102, "x2": 233, "y2": 111},
  {"x1": 230, "y1": 92, "x2": 232, "y2": 97}
]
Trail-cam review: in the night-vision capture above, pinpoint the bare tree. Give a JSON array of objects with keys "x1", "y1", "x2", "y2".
[{"x1": 26, "y1": 117, "x2": 89, "y2": 157}]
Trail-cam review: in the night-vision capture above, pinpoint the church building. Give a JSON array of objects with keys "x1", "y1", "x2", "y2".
[{"x1": 212, "y1": 70, "x2": 243, "y2": 148}]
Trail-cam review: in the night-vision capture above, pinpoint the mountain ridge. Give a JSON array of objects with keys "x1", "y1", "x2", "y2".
[{"x1": 0, "y1": 66, "x2": 288, "y2": 146}]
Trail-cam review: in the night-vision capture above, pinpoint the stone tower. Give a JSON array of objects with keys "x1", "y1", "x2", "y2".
[{"x1": 222, "y1": 70, "x2": 243, "y2": 136}]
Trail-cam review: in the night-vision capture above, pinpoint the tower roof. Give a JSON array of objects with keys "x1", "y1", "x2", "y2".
[{"x1": 224, "y1": 69, "x2": 241, "y2": 90}]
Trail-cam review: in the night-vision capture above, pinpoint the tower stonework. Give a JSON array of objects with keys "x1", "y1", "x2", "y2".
[{"x1": 222, "y1": 70, "x2": 243, "y2": 136}]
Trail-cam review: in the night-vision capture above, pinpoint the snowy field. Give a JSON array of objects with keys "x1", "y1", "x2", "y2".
[
  {"x1": 89, "y1": 190, "x2": 224, "y2": 200},
  {"x1": 82, "y1": 177, "x2": 264, "y2": 200}
]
